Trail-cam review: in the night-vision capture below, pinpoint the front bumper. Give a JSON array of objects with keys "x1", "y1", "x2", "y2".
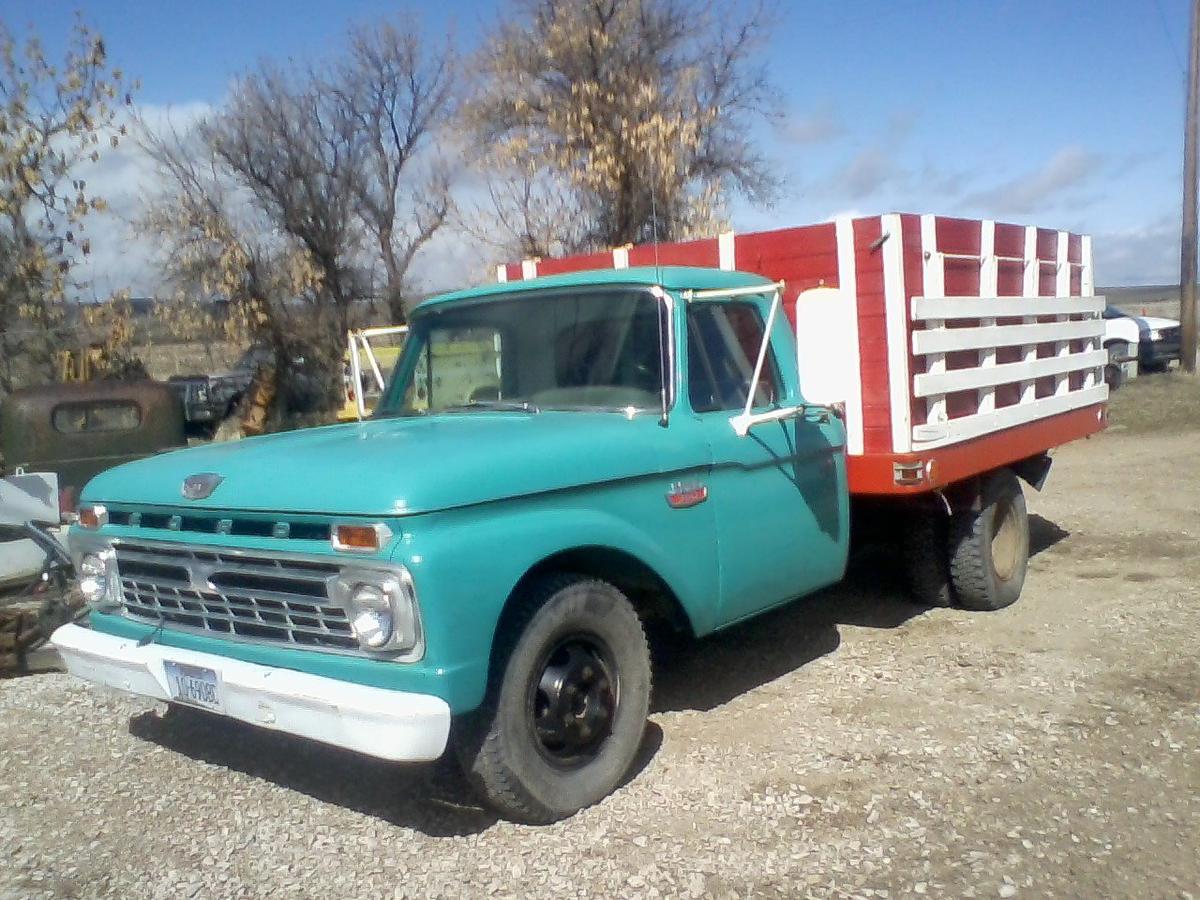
[
  {"x1": 51, "y1": 623, "x2": 451, "y2": 762},
  {"x1": 1140, "y1": 339, "x2": 1180, "y2": 367}
]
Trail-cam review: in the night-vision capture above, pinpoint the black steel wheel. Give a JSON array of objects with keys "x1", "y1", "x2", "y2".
[
  {"x1": 529, "y1": 634, "x2": 619, "y2": 767},
  {"x1": 454, "y1": 574, "x2": 651, "y2": 824}
]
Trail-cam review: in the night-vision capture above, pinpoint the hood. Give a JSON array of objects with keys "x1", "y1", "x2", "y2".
[
  {"x1": 81, "y1": 412, "x2": 673, "y2": 517},
  {"x1": 1129, "y1": 315, "x2": 1179, "y2": 333}
]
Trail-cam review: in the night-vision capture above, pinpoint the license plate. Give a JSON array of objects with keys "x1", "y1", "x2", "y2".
[{"x1": 164, "y1": 661, "x2": 223, "y2": 712}]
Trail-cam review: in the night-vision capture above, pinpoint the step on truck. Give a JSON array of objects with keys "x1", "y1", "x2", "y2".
[{"x1": 53, "y1": 213, "x2": 1107, "y2": 823}]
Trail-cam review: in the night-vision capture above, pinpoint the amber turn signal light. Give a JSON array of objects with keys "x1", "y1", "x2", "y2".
[{"x1": 332, "y1": 523, "x2": 393, "y2": 553}]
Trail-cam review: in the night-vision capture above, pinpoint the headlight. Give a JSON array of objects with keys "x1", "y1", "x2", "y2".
[
  {"x1": 78, "y1": 550, "x2": 118, "y2": 609},
  {"x1": 349, "y1": 583, "x2": 392, "y2": 648},
  {"x1": 335, "y1": 568, "x2": 420, "y2": 653}
]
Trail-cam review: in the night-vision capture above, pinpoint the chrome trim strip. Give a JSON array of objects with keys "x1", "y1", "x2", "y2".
[
  {"x1": 648, "y1": 284, "x2": 678, "y2": 420},
  {"x1": 680, "y1": 281, "x2": 785, "y2": 301}
]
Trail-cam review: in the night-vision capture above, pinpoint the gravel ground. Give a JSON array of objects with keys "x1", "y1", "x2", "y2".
[{"x1": 2, "y1": 393, "x2": 1198, "y2": 899}]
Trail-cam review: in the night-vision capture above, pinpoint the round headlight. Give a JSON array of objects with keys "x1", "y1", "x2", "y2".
[
  {"x1": 349, "y1": 583, "x2": 393, "y2": 648},
  {"x1": 78, "y1": 553, "x2": 108, "y2": 606}
]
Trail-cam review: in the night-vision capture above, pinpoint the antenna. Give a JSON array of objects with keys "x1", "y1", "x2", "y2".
[{"x1": 650, "y1": 174, "x2": 662, "y2": 283}]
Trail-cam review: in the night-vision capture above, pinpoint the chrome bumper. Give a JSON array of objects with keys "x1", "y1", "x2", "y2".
[{"x1": 51, "y1": 623, "x2": 450, "y2": 762}]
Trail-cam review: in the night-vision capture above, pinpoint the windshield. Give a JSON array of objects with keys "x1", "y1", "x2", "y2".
[{"x1": 376, "y1": 288, "x2": 668, "y2": 416}]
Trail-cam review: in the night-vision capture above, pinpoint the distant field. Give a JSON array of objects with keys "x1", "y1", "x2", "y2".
[
  {"x1": 1107, "y1": 369, "x2": 1200, "y2": 435},
  {"x1": 1099, "y1": 285, "x2": 1181, "y2": 320},
  {"x1": 138, "y1": 341, "x2": 240, "y2": 380}
]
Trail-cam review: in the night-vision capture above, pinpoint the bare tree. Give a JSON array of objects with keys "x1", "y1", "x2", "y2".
[
  {"x1": 463, "y1": 0, "x2": 779, "y2": 257},
  {"x1": 139, "y1": 117, "x2": 333, "y2": 422},
  {"x1": 205, "y1": 65, "x2": 364, "y2": 405},
  {"x1": 141, "y1": 18, "x2": 457, "y2": 423},
  {"x1": 335, "y1": 21, "x2": 456, "y2": 322}
]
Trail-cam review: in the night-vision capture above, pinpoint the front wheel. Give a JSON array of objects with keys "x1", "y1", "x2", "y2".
[{"x1": 455, "y1": 574, "x2": 651, "y2": 823}]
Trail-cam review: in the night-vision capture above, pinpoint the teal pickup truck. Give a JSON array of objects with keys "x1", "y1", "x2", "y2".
[{"x1": 54, "y1": 260, "x2": 1068, "y2": 822}]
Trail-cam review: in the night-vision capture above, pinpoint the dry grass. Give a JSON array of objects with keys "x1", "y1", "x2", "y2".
[{"x1": 1106, "y1": 369, "x2": 1200, "y2": 435}]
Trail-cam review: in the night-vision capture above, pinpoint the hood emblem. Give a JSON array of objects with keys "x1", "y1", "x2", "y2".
[{"x1": 182, "y1": 473, "x2": 223, "y2": 500}]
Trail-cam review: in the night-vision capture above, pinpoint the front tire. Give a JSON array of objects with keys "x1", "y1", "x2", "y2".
[
  {"x1": 947, "y1": 470, "x2": 1030, "y2": 611},
  {"x1": 455, "y1": 574, "x2": 652, "y2": 823}
]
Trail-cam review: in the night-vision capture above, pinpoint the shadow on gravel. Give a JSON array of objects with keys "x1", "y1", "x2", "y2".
[
  {"x1": 651, "y1": 546, "x2": 924, "y2": 714},
  {"x1": 651, "y1": 512, "x2": 1072, "y2": 714},
  {"x1": 129, "y1": 707, "x2": 499, "y2": 837},
  {"x1": 1029, "y1": 514, "x2": 1070, "y2": 556},
  {"x1": 127, "y1": 705, "x2": 663, "y2": 837}
]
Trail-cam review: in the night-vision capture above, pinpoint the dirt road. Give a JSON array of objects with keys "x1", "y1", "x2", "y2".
[{"x1": 2, "y1": 378, "x2": 1197, "y2": 899}]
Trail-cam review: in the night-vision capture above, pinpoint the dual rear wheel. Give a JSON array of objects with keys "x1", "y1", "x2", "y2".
[{"x1": 904, "y1": 468, "x2": 1030, "y2": 611}]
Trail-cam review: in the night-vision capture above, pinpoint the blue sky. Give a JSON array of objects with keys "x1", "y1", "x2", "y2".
[{"x1": 4, "y1": 0, "x2": 1192, "y2": 291}]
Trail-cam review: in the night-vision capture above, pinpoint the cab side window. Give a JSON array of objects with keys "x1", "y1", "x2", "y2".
[{"x1": 687, "y1": 302, "x2": 780, "y2": 413}]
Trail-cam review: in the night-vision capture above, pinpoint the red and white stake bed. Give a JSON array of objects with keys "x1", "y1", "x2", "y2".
[{"x1": 498, "y1": 212, "x2": 1107, "y2": 498}]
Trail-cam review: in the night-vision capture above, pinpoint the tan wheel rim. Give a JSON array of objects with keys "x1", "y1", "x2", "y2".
[{"x1": 991, "y1": 498, "x2": 1020, "y2": 582}]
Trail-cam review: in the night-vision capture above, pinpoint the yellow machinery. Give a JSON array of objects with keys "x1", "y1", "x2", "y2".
[
  {"x1": 56, "y1": 345, "x2": 106, "y2": 383},
  {"x1": 339, "y1": 326, "x2": 408, "y2": 420}
]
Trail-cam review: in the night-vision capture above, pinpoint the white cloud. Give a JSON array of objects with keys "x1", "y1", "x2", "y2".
[
  {"x1": 963, "y1": 146, "x2": 1103, "y2": 216},
  {"x1": 779, "y1": 105, "x2": 845, "y2": 146},
  {"x1": 834, "y1": 146, "x2": 906, "y2": 199},
  {"x1": 68, "y1": 102, "x2": 214, "y2": 299},
  {"x1": 1092, "y1": 217, "x2": 1180, "y2": 287}
]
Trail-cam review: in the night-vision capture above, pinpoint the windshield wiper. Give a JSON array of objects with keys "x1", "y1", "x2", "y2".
[{"x1": 441, "y1": 400, "x2": 540, "y2": 414}]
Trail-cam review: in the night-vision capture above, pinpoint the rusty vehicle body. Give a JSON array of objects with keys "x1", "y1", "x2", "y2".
[
  {"x1": 0, "y1": 380, "x2": 186, "y2": 511},
  {"x1": 0, "y1": 380, "x2": 186, "y2": 666}
]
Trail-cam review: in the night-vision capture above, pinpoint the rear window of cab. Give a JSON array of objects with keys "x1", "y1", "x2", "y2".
[{"x1": 52, "y1": 401, "x2": 142, "y2": 434}]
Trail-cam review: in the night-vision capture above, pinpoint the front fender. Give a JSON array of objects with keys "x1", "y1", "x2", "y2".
[{"x1": 395, "y1": 484, "x2": 719, "y2": 714}]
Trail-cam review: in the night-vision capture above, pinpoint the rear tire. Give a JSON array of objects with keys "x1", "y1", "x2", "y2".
[
  {"x1": 947, "y1": 470, "x2": 1029, "y2": 611},
  {"x1": 454, "y1": 574, "x2": 651, "y2": 823},
  {"x1": 902, "y1": 510, "x2": 954, "y2": 607}
]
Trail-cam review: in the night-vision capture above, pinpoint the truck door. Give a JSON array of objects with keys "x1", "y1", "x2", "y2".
[{"x1": 685, "y1": 298, "x2": 848, "y2": 626}]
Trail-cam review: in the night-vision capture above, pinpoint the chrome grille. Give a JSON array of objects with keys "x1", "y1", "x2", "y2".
[{"x1": 114, "y1": 541, "x2": 356, "y2": 650}]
